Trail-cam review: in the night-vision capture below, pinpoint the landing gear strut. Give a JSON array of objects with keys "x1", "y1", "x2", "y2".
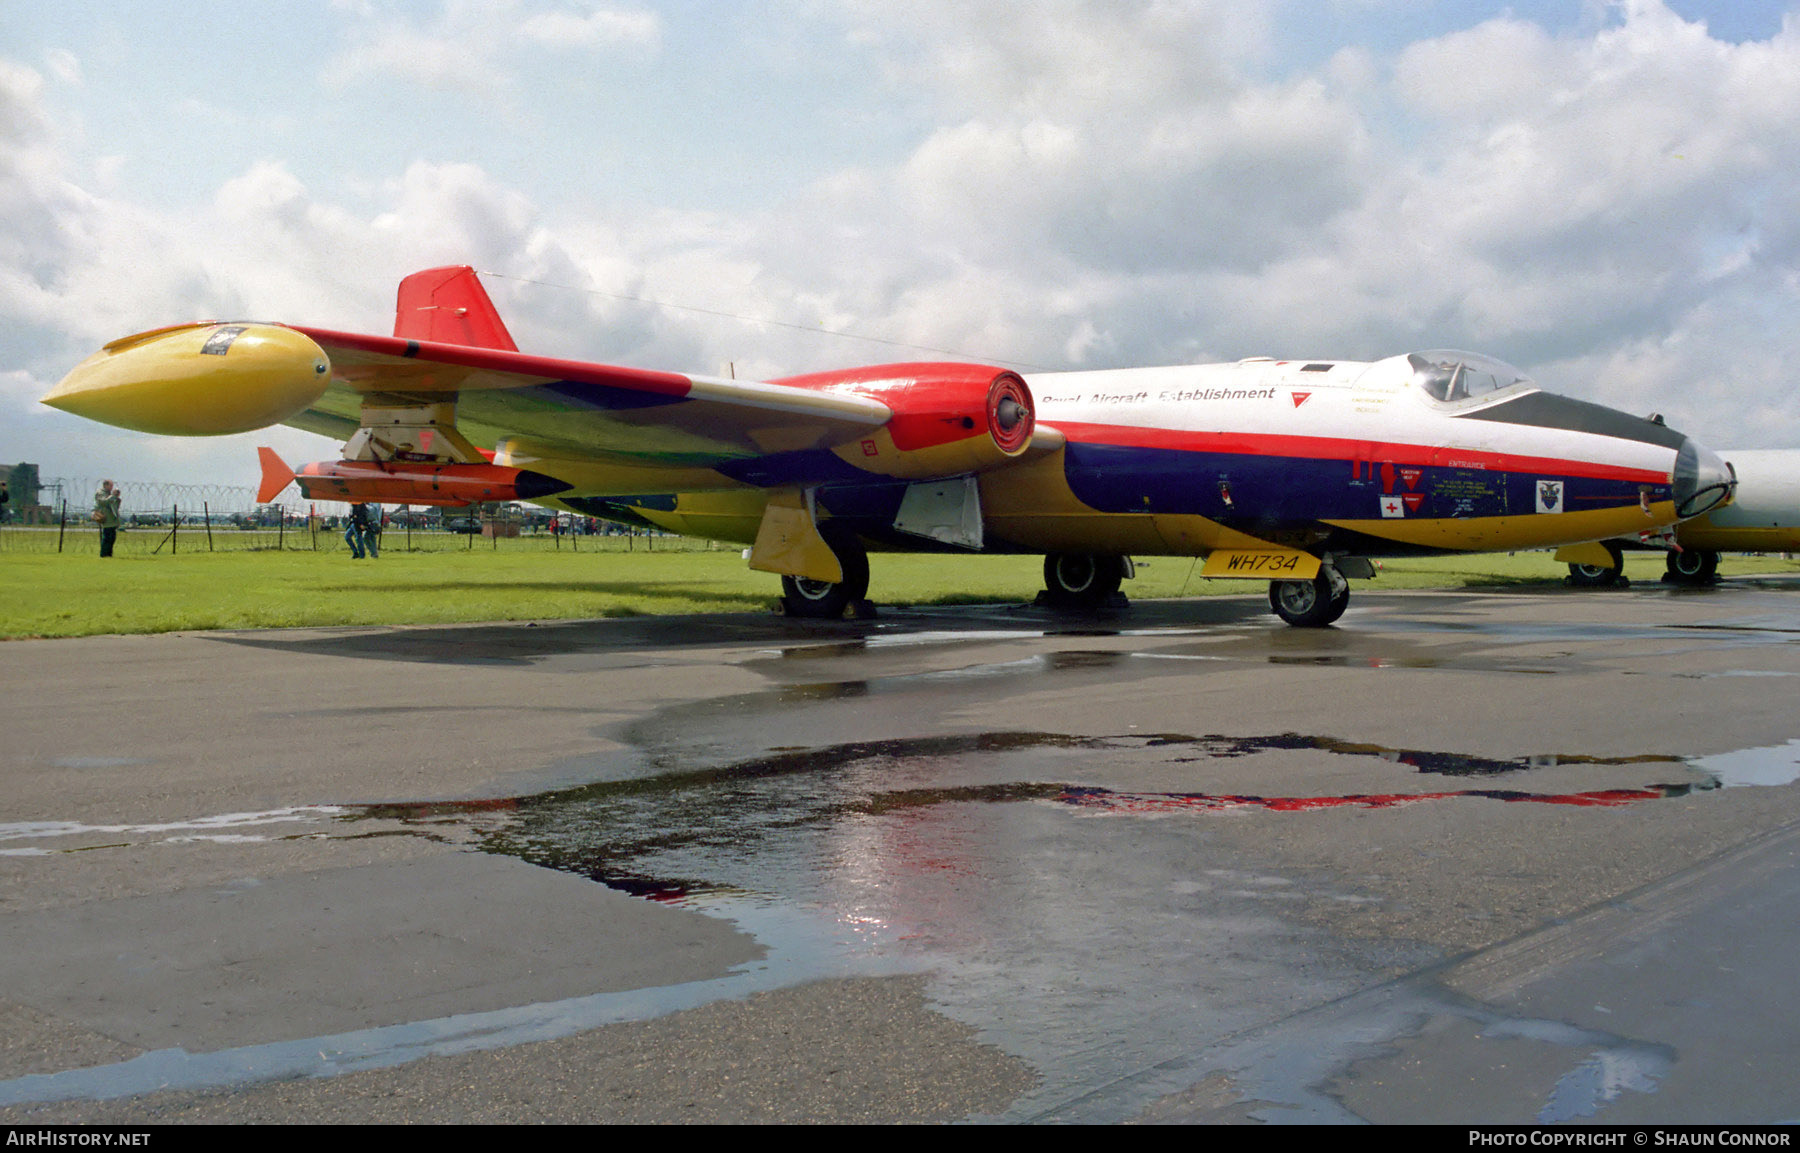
[
  {"x1": 780, "y1": 523, "x2": 871, "y2": 619},
  {"x1": 1665, "y1": 548, "x2": 1719, "y2": 585},
  {"x1": 1041, "y1": 553, "x2": 1127, "y2": 610},
  {"x1": 1566, "y1": 542, "x2": 1625, "y2": 587},
  {"x1": 1269, "y1": 569, "x2": 1350, "y2": 627}
]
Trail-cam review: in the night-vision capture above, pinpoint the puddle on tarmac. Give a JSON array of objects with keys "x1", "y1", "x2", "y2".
[
  {"x1": 0, "y1": 807, "x2": 347, "y2": 855},
  {"x1": 322, "y1": 731, "x2": 1711, "y2": 906},
  {"x1": 10, "y1": 730, "x2": 1797, "y2": 1119},
  {"x1": 1692, "y1": 738, "x2": 1800, "y2": 788},
  {"x1": 332, "y1": 727, "x2": 1746, "y2": 1119},
  {"x1": 15, "y1": 732, "x2": 1782, "y2": 862}
]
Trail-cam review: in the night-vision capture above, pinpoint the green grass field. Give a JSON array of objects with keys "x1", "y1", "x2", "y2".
[{"x1": 2, "y1": 534, "x2": 1794, "y2": 639}]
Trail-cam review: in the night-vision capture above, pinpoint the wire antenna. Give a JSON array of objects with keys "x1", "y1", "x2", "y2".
[{"x1": 480, "y1": 270, "x2": 1055, "y2": 371}]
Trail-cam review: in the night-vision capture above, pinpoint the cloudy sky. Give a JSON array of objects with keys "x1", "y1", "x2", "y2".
[{"x1": 3, "y1": 0, "x2": 1797, "y2": 493}]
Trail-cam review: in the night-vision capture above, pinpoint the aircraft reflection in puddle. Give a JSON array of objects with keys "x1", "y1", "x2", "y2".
[
  {"x1": 1057, "y1": 782, "x2": 1701, "y2": 816},
  {"x1": 1054, "y1": 733, "x2": 1708, "y2": 814},
  {"x1": 14, "y1": 734, "x2": 1789, "y2": 870},
  {"x1": 326, "y1": 731, "x2": 1796, "y2": 910}
]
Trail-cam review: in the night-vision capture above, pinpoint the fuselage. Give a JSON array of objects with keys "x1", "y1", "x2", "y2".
[
  {"x1": 1677, "y1": 449, "x2": 1800, "y2": 553},
  {"x1": 572, "y1": 351, "x2": 1730, "y2": 565}
]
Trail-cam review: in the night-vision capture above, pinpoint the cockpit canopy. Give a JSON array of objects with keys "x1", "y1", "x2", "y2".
[{"x1": 1408, "y1": 350, "x2": 1533, "y2": 403}]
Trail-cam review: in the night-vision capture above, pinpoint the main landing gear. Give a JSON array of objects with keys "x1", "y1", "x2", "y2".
[
  {"x1": 1565, "y1": 542, "x2": 1625, "y2": 587},
  {"x1": 779, "y1": 523, "x2": 871, "y2": 619},
  {"x1": 1040, "y1": 552, "x2": 1128, "y2": 610},
  {"x1": 1665, "y1": 548, "x2": 1720, "y2": 586},
  {"x1": 1268, "y1": 569, "x2": 1350, "y2": 627}
]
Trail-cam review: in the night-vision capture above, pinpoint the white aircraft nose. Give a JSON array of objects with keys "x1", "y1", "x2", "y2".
[{"x1": 1674, "y1": 437, "x2": 1736, "y2": 518}]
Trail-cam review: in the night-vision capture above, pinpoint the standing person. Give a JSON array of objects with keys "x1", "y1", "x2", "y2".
[
  {"x1": 93, "y1": 480, "x2": 122, "y2": 557},
  {"x1": 344, "y1": 502, "x2": 369, "y2": 559}
]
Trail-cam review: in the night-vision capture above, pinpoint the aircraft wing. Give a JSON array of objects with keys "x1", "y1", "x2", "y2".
[
  {"x1": 44, "y1": 261, "x2": 1043, "y2": 497},
  {"x1": 288, "y1": 326, "x2": 896, "y2": 467}
]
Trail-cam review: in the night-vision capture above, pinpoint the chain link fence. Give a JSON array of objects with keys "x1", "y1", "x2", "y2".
[{"x1": 1, "y1": 476, "x2": 712, "y2": 556}]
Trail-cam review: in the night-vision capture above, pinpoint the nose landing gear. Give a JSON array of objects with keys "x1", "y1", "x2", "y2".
[{"x1": 1665, "y1": 548, "x2": 1720, "y2": 585}]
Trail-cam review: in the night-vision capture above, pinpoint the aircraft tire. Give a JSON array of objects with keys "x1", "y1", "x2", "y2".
[
  {"x1": 1566, "y1": 542, "x2": 1625, "y2": 587},
  {"x1": 1321, "y1": 580, "x2": 1351, "y2": 624},
  {"x1": 780, "y1": 523, "x2": 870, "y2": 619},
  {"x1": 1042, "y1": 553, "x2": 1124, "y2": 609},
  {"x1": 1269, "y1": 573, "x2": 1345, "y2": 628},
  {"x1": 1666, "y1": 548, "x2": 1719, "y2": 585}
]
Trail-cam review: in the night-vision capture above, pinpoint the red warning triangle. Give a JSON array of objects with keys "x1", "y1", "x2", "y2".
[{"x1": 1290, "y1": 392, "x2": 1311, "y2": 407}]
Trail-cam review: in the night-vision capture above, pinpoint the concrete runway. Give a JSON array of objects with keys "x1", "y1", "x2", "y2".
[{"x1": 3, "y1": 577, "x2": 1800, "y2": 1123}]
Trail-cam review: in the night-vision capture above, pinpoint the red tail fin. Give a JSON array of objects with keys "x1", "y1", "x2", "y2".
[
  {"x1": 256, "y1": 446, "x2": 297, "y2": 504},
  {"x1": 393, "y1": 266, "x2": 518, "y2": 350}
]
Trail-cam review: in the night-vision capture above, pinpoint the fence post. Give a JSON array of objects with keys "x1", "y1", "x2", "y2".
[
  {"x1": 203, "y1": 501, "x2": 213, "y2": 551},
  {"x1": 171, "y1": 503, "x2": 178, "y2": 555},
  {"x1": 57, "y1": 499, "x2": 66, "y2": 553}
]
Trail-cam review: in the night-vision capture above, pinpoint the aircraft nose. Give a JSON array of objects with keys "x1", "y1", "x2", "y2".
[{"x1": 1673, "y1": 437, "x2": 1736, "y2": 518}]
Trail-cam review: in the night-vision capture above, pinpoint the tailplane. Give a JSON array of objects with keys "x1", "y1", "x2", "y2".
[
  {"x1": 393, "y1": 266, "x2": 518, "y2": 351},
  {"x1": 256, "y1": 446, "x2": 297, "y2": 504}
]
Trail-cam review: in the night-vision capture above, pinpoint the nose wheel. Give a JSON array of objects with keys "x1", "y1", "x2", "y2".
[
  {"x1": 1269, "y1": 570, "x2": 1349, "y2": 627},
  {"x1": 1665, "y1": 548, "x2": 1719, "y2": 585}
]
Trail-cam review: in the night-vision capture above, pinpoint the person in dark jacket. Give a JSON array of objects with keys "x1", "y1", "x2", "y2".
[{"x1": 93, "y1": 480, "x2": 122, "y2": 557}]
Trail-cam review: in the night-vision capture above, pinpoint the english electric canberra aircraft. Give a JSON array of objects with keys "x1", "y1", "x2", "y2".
[{"x1": 44, "y1": 266, "x2": 1737, "y2": 626}]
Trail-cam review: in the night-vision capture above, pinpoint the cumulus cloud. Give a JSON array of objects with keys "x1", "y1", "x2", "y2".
[
  {"x1": 848, "y1": 3, "x2": 1794, "y2": 453},
  {"x1": 322, "y1": 1, "x2": 660, "y2": 96},
  {"x1": 516, "y1": 7, "x2": 659, "y2": 48}
]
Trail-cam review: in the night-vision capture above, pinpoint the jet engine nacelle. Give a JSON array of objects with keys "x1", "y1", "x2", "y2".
[
  {"x1": 774, "y1": 362, "x2": 1036, "y2": 480},
  {"x1": 44, "y1": 323, "x2": 331, "y2": 436}
]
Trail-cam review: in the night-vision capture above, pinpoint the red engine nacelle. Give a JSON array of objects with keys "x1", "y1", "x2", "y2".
[{"x1": 773, "y1": 362, "x2": 1036, "y2": 480}]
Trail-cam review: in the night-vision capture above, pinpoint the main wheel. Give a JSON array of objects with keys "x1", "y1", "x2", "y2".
[
  {"x1": 1666, "y1": 548, "x2": 1719, "y2": 584},
  {"x1": 1566, "y1": 542, "x2": 1624, "y2": 587},
  {"x1": 780, "y1": 523, "x2": 870, "y2": 619},
  {"x1": 1321, "y1": 578, "x2": 1351, "y2": 624},
  {"x1": 1042, "y1": 553, "x2": 1124, "y2": 609},
  {"x1": 1269, "y1": 572, "x2": 1348, "y2": 628}
]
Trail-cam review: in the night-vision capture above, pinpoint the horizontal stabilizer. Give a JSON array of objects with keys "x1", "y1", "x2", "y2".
[{"x1": 256, "y1": 446, "x2": 297, "y2": 504}]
